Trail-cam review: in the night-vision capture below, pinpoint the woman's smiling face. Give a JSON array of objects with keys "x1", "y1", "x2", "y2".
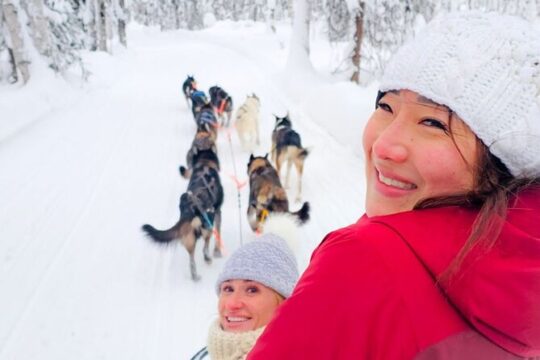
[
  {"x1": 363, "y1": 90, "x2": 478, "y2": 217},
  {"x1": 218, "y1": 279, "x2": 283, "y2": 333}
]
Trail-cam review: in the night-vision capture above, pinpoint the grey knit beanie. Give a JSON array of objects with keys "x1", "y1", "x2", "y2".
[
  {"x1": 216, "y1": 233, "x2": 299, "y2": 298},
  {"x1": 380, "y1": 11, "x2": 540, "y2": 178},
  {"x1": 216, "y1": 213, "x2": 300, "y2": 298}
]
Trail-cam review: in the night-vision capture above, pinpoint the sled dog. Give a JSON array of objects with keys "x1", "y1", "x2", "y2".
[
  {"x1": 209, "y1": 85, "x2": 234, "y2": 127},
  {"x1": 195, "y1": 103, "x2": 218, "y2": 140},
  {"x1": 182, "y1": 75, "x2": 197, "y2": 107},
  {"x1": 190, "y1": 90, "x2": 209, "y2": 119},
  {"x1": 234, "y1": 94, "x2": 261, "y2": 152},
  {"x1": 271, "y1": 114, "x2": 309, "y2": 201},
  {"x1": 180, "y1": 127, "x2": 219, "y2": 180},
  {"x1": 142, "y1": 148, "x2": 223, "y2": 281},
  {"x1": 246, "y1": 154, "x2": 309, "y2": 232}
]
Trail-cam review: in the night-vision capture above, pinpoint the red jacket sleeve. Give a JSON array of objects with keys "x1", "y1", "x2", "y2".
[{"x1": 247, "y1": 223, "x2": 419, "y2": 359}]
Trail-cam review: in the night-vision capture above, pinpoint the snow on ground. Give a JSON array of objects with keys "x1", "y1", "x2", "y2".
[{"x1": 0, "y1": 21, "x2": 374, "y2": 359}]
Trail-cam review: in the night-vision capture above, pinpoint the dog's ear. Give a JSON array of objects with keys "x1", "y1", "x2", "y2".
[
  {"x1": 264, "y1": 153, "x2": 269, "y2": 159},
  {"x1": 249, "y1": 153, "x2": 254, "y2": 162},
  {"x1": 273, "y1": 114, "x2": 279, "y2": 121}
]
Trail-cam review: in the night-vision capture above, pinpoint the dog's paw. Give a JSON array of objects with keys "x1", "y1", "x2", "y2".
[{"x1": 213, "y1": 248, "x2": 222, "y2": 258}]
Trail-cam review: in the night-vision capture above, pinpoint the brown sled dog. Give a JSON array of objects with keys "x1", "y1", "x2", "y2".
[
  {"x1": 142, "y1": 145, "x2": 223, "y2": 281},
  {"x1": 246, "y1": 154, "x2": 309, "y2": 232},
  {"x1": 271, "y1": 114, "x2": 309, "y2": 202}
]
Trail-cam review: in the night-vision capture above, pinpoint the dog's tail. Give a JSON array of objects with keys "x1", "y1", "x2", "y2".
[
  {"x1": 141, "y1": 221, "x2": 181, "y2": 244},
  {"x1": 299, "y1": 147, "x2": 310, "y2": 159},
  {"x1": 291, "y1": 201, "x2": 310, "y2": 224},
  {"x1": 179, "y1": 165, "x2": 191, "y2": 179}
]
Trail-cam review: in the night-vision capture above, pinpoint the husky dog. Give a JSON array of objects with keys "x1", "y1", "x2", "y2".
[
  {"x1": 182, "y1": 75, "x2": 197, "y2": 106},
  {"x1": 179, "y1": 127, "x2": 219, "y2": 180},
  {"x1": 246, "y1": 154, "x2": 309, "y2": 232},
  {"x1": 190, "y1": 90, "x2": 209, "y2": 119},
  {"x1": 142, "y1": 147, "x2": 223, "y2": 281},
  {"x1": 271, "y1": 114, "x2": 309, "y2": 202},
  {"x1": 179, "y1": 127, "x2": 219, "y2": 179},
  {"x1": 234, "y1": 94, "x2": 261, "y2": 152},
  {"x1": 209, "y1": 86, "x2": 234, "y2": 127},
  {"x1": 196, "y1": 103, "x2": 218, "y2": 140}
]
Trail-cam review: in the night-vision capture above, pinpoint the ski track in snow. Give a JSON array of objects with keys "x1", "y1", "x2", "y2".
[{"x1": 0, "y1": 23, "x2": 366, "y2": 359}]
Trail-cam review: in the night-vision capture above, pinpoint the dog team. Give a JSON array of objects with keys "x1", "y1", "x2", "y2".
[{"x1": 141, "y1": 75, "x2": 311, "y2": 281}]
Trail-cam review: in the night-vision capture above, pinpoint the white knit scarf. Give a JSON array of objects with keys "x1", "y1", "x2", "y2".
[{"x1": 206, "y1": 320, "x2": 265, "y2": 360}]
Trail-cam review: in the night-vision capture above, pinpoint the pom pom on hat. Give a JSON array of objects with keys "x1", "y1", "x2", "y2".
[
  {"x1": 216, "y1": 213, "x2": 300, "y2": 298},
  {"x1": 380, "y1": 11, "x2": 540, "y2": 178}
]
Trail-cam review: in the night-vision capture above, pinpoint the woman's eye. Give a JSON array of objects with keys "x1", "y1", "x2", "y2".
[
  {"x1": 421, "y1": 118, "x2": 448, "y2": 132},
  {"x1": 377, "y1": 101, "x2": 393, "y2": 113},
  {"x1": 221, "y1": 285, "x2": 234, "y2": 293},
  {"x1": 246, "y1": 286, "x2": 260, "y2": 294}
]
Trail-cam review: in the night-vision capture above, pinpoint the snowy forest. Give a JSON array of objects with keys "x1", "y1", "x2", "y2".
[
  {"x1": 2, "y1": 1, "x2": 540, "y2": 359},
  {"x1": 2, "y1": 0, "x2": 539, "y2": 86}
]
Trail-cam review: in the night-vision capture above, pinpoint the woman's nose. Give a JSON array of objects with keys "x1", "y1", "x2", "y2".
[
  {"x1": 224, "y1": 293, "x2": 244, "y2": 310},
  {"x1": 372, "y1": 117, "x2": 409, "y2": 163}
]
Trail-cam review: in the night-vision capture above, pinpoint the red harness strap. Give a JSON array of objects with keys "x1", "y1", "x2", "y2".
[{"x1": 218, "y1": 99, "x2": 227, "y2": 115}]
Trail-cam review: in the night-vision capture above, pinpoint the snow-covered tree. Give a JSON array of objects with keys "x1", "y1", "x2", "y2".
[
  {"x1": 359, "y1": 0, "x2": 416, "y2": 78},
  {"x1": 326, "y1": 0, "x2": 351, "y2": 42},
  {"x1": 41, "y1": 0, "x2": 87, "y2": 74},
  {"x1": 285, "y1": 0, "x2": 313, "y2": 72},
  {"x1": 1, "y1": 0, "x2": 30, "y2": 83}
]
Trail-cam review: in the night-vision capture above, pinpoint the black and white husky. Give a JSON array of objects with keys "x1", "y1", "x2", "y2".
[
  {"x1": 142, "y1": 146, "x2": 223, "y2": 281},
  {"x1": 209, "y1": 85, "x2": 234, "y2": 127},
  {"x1": 271, "y1": 114, "x2": 309, "y2": 202},
  {"x1": 182, "y1": 75, "x2": 197, "y2": 106}
]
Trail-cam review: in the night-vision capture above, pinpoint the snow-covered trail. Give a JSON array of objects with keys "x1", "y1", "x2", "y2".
[{"x1": 0, "y1": 23, "x2": 366, "y2": 359}]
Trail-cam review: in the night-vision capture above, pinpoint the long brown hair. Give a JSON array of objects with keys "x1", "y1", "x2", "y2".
[{"x1": 414, "y1": 119, "x2": 540, "y2": 283}]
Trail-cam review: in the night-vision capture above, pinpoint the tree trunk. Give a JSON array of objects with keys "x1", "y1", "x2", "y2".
[
  {"x1": 7, "y1": 47, "x2": 18, "y2": 83},
  {"x1": 96, "y1": 0, "x2": 107, "y2": 51},
  {"x1": 86, "y1": 0, "x2": 98, "y2": 51},
  {"x1": 2, "y1": 0, "x2": 29, "y2": 83},
  {"x1": 285, "y1": 0, "x2": 313, "y2": 72},
  {"x1": 117, "y1": 0, "x2": 126, "y2": 46},
  {"x1": 350, "y1": 3, "x2": 365, "y2": 84},
  {"x1": 173, "y1": 0, "x2": 180, "y2": 29}
]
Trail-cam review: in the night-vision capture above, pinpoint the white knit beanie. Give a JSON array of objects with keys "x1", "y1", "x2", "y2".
[
  {"x1": 216, "y1": 214, "x2": 299, "y2": 298},
  {"x1": 380, "y1": 11, "x2": 540, "y2": 178}
]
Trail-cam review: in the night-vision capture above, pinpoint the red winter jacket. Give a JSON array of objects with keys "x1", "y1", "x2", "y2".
[{"x1": 248, "y1": 188, "x2": 540, "y2": 359}]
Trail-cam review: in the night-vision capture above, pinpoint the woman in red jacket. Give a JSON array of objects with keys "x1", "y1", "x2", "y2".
[{"x1": 248, "y1": 11, "x2": 540, "y2": 360}]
